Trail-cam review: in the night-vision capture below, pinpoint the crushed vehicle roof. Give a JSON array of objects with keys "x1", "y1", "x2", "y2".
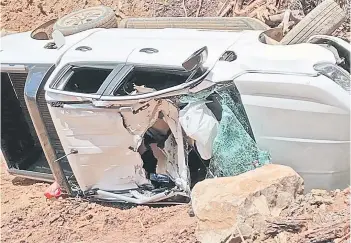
[
  {"x1": 58, "y1": 28, "x2": 244, "y2": 69},
  {"x1": 0, "y1": 29, "x2": 101, "y2": 64},
  {"x1": 1, "y1": 29, "x2": 336, "y2": 77}
]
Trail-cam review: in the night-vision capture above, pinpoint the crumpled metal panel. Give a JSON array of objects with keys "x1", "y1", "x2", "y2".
[{"x1": 49, "y1": 103, "x2": 151, "y2": 191}]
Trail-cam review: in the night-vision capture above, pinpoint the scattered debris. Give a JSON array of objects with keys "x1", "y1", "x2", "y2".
[
  {"x1": 44, "y1": 181, "x2": 62, "y2": 199},
  {"x1": 1, "y1": 168, "x2": 197, "y2": 243},
  {"x1": 301, "y1": 218, "x2": 350, "y2": 243},
  {"x1": 264, "y1": 217, "x2": 307, "y2": 236},
  {"x1": 0, "y1": 0, "x2": 349, "y2": 41}
]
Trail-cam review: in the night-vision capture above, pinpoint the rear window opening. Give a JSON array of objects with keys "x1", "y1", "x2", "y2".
[
  {"x1": 63, "y1": 68, "x2": 112, "y2": 94},
  {"x1": 1, "y1": 72, "x2": 51, "y2": 173}
]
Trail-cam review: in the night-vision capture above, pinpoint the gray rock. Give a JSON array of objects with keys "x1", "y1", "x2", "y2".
[{"x1": 191, "y1": 164, "x2": 304, "y2": 243}]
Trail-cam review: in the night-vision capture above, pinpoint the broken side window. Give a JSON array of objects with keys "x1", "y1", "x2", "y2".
[
  {"x1": 113, "y1": 67, "x2": 204, "y2": 96},
  {"x1": 179, "y1": 84, "x2": 271, "y2": 180},
  {"x1": 52, "y1": 67, "x2": 113, "y2": 94},
  {"x1": 64, "y1": 68, "x2": 111, "y2": 94},
  {"x1": 114, "y1": 68, "x2": 186, "y2": 96}
]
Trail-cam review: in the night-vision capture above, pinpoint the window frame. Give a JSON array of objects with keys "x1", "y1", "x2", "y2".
[
  {"x1": 47, "y1": 62, "x2": 124, "y2": 99},
  {"x1": 101, "y1": 64, "x2": 201, "y2": 97}
]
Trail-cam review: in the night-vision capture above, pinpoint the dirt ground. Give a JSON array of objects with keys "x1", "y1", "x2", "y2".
[
  {"x1": 0, "y1": 0, "x2": 350, "y2": 40},
  {"x1": 1, "y1": 162, "x2": 349, "y2": 243},
  {"x1": 0, "y1": 164, "x2": 197, "y2": 243}
]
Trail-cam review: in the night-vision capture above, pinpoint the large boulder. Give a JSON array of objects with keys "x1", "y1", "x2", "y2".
[{"x1": 191, "y1": 164, "x2": 304, "y2": 243}]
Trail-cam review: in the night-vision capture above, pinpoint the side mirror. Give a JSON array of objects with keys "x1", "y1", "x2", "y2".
[
  {"x1": 52, "y1": 30, "x2": 65, "y2": 49},
  {"x1": 182, "y1": 46, "x2": 208, "y2": 72}
]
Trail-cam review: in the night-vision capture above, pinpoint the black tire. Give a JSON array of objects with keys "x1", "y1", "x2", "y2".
[
  {"x1": 119, "y1": 17, "x2": 269, "y2": 31},
  {"x1": 280, "y1": 0, "x2": 346, "y2": 44},
  {"x1": 53, "y1": 6, "x2": 117, "y2": 36}
]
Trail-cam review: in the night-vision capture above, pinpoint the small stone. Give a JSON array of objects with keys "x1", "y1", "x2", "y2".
[
  {"x1": 86, "y1": 214, "x2": 93, "y2": 220},
  {"x1": 311, "y1": 189, "x2": 327, "y2": 196},
  {"x1": 311, "y1": 196, "x2": 334, "y2": 205},
  {"x1": 276, "y1": 192, "x2": 294, "y2": 210},
  {"x1": 253, "y1": 195, "x2": 270, "y2": 216},
  {"x1": 270, "y1": 207, "x2": 283, "y2": 217},
  {"x1": 227, "y1": 235, "x2": 243, "y2": 243},
  {"x1": 319, "y1": 204, "x2": 327, "y2": 211},
  {"x1": 276, "y1": 232, "x2": 287, "y2": 243},
  {"x1": 188, "y1": 207, "x2": 195, "y2": 217},
  {"x1": 238, "y1": 223, "x2": 253, "y2": 236},
  {"x1": 87, "y1": 203, "x2": 96, "y2": 210}
]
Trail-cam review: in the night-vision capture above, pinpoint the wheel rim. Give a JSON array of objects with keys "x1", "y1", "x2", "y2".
[{"x1": 63, "y1": 9, "x2": 104, "y2": 26}]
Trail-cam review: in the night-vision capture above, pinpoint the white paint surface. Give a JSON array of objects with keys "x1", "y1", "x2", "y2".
[
  {"x1": 0, "y1": 29, "x2": 102, "y2": 64},
  {"x1": 234, "y1": 73, "x2": 350, "y2": 191},
  {"x1": 10, "y1": 27, "x2": 345, "y2": 191}
]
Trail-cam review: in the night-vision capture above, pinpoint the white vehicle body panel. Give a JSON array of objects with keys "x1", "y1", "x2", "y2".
[
  {"x1": 45, "y1": 91, "x2": 190, "y2": 192},
  {"x1": 1, "y1": 28, "x2": 349, "y2": 193},
  {"x1": 0, "y1": 30, "x2": 101, "y2": 64},
  {"x1": 58, "y1": 28, "x2": 242, "y2": 68},
  {"x1": 234, "y1": 73, "x2": 350, "y2": 191}
]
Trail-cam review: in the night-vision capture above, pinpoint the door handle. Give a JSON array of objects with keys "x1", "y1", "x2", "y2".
[
  {"x1": 54, "y1": 149, "x2": 78, "y2": 163},
  {"x1": 92, "y1": 100, "x2": 133, "y2": 111}
]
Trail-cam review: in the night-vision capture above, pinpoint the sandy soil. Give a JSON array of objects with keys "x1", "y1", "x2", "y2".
[
  {"x1": 0, "y1": 165, "x2": 197, "y2": 243},
  {"x1": 1, "y1": 162, "x2": 349, "y2": 243},
  {"x1": 0, "y1": 0, "x2": 151, "y2": 32},
  {"x1": 1, "y1": 0, "x2": 348, "y2": 39}
]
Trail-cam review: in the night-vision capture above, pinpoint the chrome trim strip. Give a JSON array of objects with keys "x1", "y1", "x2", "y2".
[
  {"x1": 8, "y1": 168, "x2": 55, "y2": 183},
  {"x1": 307, "y1": 35, "x2": 351, "y2": 49},
  {"x1": 99, "y1": 69, "x2": 318, "y2": 101},
  {"x1": 24, "y1": 64, "x2": 72, "y2": 194},
  {"x1": 1, "y1": 64, "x2": 27, "y2": 73},
  {"x1": 232, "y1": 69, "x2": 319, "y2": 79}
]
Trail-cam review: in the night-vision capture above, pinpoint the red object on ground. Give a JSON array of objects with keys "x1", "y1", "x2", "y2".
[{"x1": 44, "y1": 181, "x2": 62, "y2": 199}]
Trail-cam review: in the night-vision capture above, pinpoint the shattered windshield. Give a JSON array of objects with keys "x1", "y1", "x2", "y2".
[{"x1": 180, "y1": 84, "x2": 270, "y2": 179}]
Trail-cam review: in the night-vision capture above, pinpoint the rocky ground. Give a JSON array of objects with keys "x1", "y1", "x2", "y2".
[
  {"x1": 0, "y1": 164, "x2": 197, "y2": 243},
  {"x1": 0, "y1": 0, "x2": 349, "y2": 39},
  {"x1": 192, "y1": 165, "x2": 350, "y2": 243},
  {"x1": 1, "y1": 162, "x2": 350, "y2": 243}
]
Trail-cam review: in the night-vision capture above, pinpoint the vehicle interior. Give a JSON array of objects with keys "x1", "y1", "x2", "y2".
[
  {"x1": 62, "y1": 68, "x2": 112, "y2": 94},
  {"x1": 1, "y1": 72, "x2": 73, "y2": 178},
  {"x1": 59, "y1": 65, "x2": 204, "y2": 96},
  {"x1": 114, "y1": 68, "x2": 189, "y2": 96},
  {"x1": 1, "y1": 72, "x2": 42, "y2": 170}
]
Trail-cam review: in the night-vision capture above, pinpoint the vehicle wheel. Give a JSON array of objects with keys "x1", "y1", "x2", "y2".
[
  {"x1": 53, "y1": 6, "x2": 117, "y2": 36},
  {"x1": 280, "y1": 0, "x2": 346, "y2": 44},
  {"x1": 119, "y1": 17, "x2": 269, "y2": 31}
]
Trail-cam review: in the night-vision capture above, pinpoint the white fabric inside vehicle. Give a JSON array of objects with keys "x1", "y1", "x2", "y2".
[{"x1": 179, "y1": 101, "x2": 219, "y2": 160}]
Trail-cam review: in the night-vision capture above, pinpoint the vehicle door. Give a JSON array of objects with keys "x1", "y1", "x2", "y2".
[
  {"x1": 45, "y1": 62, "x2": 201, "y2": 192},
  {"x1": 97, "y1": 64, "x2": 207, "y2": 191},
  {"x1": 44, "y1": 62, "x2": 148, "y2": 192}
]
